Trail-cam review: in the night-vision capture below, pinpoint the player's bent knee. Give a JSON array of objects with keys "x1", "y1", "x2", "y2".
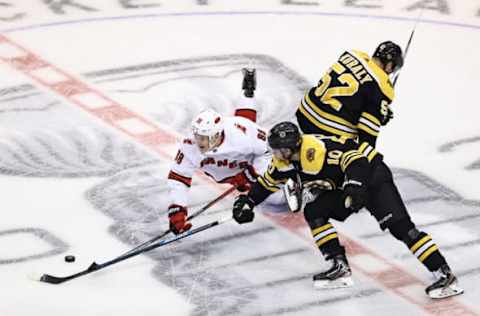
[
  {"x1": 388, "y1": 217, "x2": 417, "y2": 243},
  {"x1": 306, "y1": 216, "x2": 328, "y2": 230}
]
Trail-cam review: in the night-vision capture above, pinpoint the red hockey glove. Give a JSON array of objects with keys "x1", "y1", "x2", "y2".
[
  {"x1": 233, "y1": 171, "x2": 252, "y2": 192},
  {"x1": 168, "y1": 204, "x2": 192, "y2": 235},
  {"x1": 222, "y1": 171, "x2": 252, "y2": 192}
]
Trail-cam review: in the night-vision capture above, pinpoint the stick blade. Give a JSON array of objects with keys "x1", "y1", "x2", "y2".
[{"x1": 39, "y1": 274, "x2": 67, "y2": 284}]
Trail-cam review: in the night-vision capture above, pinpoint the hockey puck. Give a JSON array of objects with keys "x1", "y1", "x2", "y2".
[{"x1": 64, "y1": 255, "x2": 75, "y2": 263}]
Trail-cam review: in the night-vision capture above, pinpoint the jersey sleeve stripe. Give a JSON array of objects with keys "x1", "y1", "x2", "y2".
[
  {"x1": 264, "y1": 172, "x2": 279, "y2": 185},
  {"x1": 341, "y1": 153, "x2": 363, "y2": 172},
  {"x1": 340, "y1": 150, "x2": 359, "y2": 168},
  {"x1": 359, "y1": 117, "x2": 380, "y2": 132},
  {"x1": 357, "y1": 122, "x2": 380, "y2": 136},
  {"x1": 340, "y1": 150, "x2": 359, "y2": 172},
  {"x1": 258, "y1": 176, "x2": 279, "y2": 192},
  {"x1": 367, "y1": 149, "x2": 378, "y2": 161},
  {"x1": 358, "y1": 142, "x2": 372, "y2": 156},
  {"x1": 357, "y1": 142, "x2": 379, "y2": 161},
  {"x1": 234, "y1": 108, "x2": 257, "y2": 122},
  {"x1": 168, "y1": 170, "x2": 192, "y2": 187},
  {"x1": 358, "y1": 142, "x2": 369, "y2": 152},
  {"x1": 361, "y1": 112, "x2": 381, "y2": 127},
  {"x1": 340, "y1": 150, "x2": 358, "y2": 163}
]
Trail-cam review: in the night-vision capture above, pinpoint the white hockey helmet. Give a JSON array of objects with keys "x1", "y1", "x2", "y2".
[{"x1": 191, "y1": 109, "x2": 224, "y2": 152}]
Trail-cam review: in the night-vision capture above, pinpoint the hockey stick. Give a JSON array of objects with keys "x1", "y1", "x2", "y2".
[
  {"x1": 393, "y1": 9, "x2": 424, "y2": 87},
  {"x1": 392, "y1": 28, "x2": 415, "y2": 87},
  {"x1": 121, "y1": 185, "x2": 236, "y2": 256},
  {"x1": 38, "y1": 216, "x2": 233, "y2": 284}
]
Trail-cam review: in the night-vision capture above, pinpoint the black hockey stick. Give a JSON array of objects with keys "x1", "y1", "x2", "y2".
[
  {"x1": 392, "y1": 28, "x2": 416, "y2": 87},
  {"x1": 121, "y1": 185, "x2": 236, "y2": 256},
  {"x1": 393, "y1": 10, "x2": 424, "y2": 87},
  {"x1": 38, "y1": 216, "x2": 233, "y2": 284}
]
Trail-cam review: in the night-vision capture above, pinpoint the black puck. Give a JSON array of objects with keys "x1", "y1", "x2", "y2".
[{"x1": 65, "y1": 255, "x2": 75, "y2": 263}]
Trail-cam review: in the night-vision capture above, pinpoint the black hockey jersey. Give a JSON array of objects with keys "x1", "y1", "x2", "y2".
[
  {"x1": 296, "y1": 50, "x2": 395, "y2": 147},
  {"x1": 249, "y1": 134, "x2": 382, "y2": 205}
]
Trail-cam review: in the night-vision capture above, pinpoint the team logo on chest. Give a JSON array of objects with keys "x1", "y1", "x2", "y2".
[{"x1": 200, "y1": 157, "x2": 249, "y2": 169}]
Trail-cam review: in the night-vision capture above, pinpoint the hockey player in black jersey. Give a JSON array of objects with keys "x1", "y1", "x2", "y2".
[
  {"x1": 296, "y1": 41, "x2": 402, "y2": 147},
  {"x1": 231, "y1": 121, "x2": 463, "y2": 299}
]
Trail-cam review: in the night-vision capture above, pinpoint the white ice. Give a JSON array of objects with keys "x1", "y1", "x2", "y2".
[{"x1": 1, "y1": 2, "x2": 479, "y2": 316}]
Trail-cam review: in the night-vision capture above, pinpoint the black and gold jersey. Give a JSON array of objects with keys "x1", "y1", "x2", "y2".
[
  {"x1": 296, "y1": 50, "x2": 394, "y2": 147},
  {"x1": 249, "y1": 134, "x2": 382, "y2": 204}
]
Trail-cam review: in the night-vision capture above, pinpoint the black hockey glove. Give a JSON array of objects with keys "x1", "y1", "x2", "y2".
[
  {"x1": 232, "y1": 194, "x2": 255, "y2": 224},
  {"x1": 381, "y1": 108, "x2": 394, "y2": 126},
  {"x1": 343, "y1": 180, "x2": 368, "y2": 212}
]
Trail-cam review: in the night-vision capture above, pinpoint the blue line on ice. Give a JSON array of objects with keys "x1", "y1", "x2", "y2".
[{"x1": 1, "y1": 10, "x2": 480, "y2": 33}]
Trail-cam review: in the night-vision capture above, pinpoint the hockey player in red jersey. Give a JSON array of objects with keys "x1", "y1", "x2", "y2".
[{"x1": 167, "y1": 69, "x2": 283, "y2": 235}]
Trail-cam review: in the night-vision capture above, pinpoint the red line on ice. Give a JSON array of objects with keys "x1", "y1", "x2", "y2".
[{"x1": 0, "y1": 34, "x2": 175, "y2": 160}]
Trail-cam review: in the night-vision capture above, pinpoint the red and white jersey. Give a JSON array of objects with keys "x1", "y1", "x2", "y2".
[{"x1": 167, "y1": 114, "x2": 269, "y2": 206}]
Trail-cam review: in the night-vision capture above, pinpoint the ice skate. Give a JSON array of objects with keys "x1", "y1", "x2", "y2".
[
  {"x1": 426, "y1": 264, "x2": 464, "y2": 299},
  {"x1": 313, "y1": 254, "x2": 354, "y2": 289}
]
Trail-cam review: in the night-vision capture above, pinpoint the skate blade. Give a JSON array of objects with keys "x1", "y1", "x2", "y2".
[
  {"x1": 314, "y1": 276, "x2": 354, "y2": 289},
  {"x1": 428, "y1": 283, "x2": 464, "y2": 299}
]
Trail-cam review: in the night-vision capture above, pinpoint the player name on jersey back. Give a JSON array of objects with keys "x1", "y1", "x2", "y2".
[{"x1": 338, "y1": 52, "x2": 374, "y2": 85}]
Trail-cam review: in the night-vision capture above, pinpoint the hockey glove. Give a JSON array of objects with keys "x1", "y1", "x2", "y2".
[
  {"x1": 284, "y1": 178, "x2": 302, "y2": 212},
  {"x1": 229, "y1": 171, "x2": 252, "y2": 192},
  {"x1": 381, "y1": 108, "x2": 394, "y2": 126},
  {"x1": 168, "y1": 204, "x2": 192, "y2": 235},
  {"x1": 232, "y1": 194, "x2": 255, "y2": 224},
  {"x1": 343, "y1": 180, "x2": 368, "y2": 212}
]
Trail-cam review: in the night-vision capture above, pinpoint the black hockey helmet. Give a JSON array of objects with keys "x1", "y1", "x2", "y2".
[
  {"x1": 373, "y1": 41, "x2": 404, "y2": 72},
  {"x1": 268, "y1": 121, "x2": 301, "y2": 150}
]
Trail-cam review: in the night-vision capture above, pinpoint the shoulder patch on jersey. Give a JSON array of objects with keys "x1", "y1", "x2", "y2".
[
  {"x1": 306, "y1": 148, "x2": 316, "y2": 162},
  {"x1": 350, "y1": 50, "x2": 395, "y2": 101},
  {"x1": 300, "y1": 135, "x2": 326, "y2": 175},
  {"x1": 183, "y1": 138, "x2": 193, "y2": 145}
]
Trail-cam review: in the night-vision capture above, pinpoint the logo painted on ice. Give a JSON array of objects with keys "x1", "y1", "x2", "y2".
[{"x1": 1, "y1": 54, "x2": 479, "y2": 315}]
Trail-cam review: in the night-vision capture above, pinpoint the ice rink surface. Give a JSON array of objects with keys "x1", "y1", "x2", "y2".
[{"x1": 1, "y1": 1, "x2": 480, "y2": 315}]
